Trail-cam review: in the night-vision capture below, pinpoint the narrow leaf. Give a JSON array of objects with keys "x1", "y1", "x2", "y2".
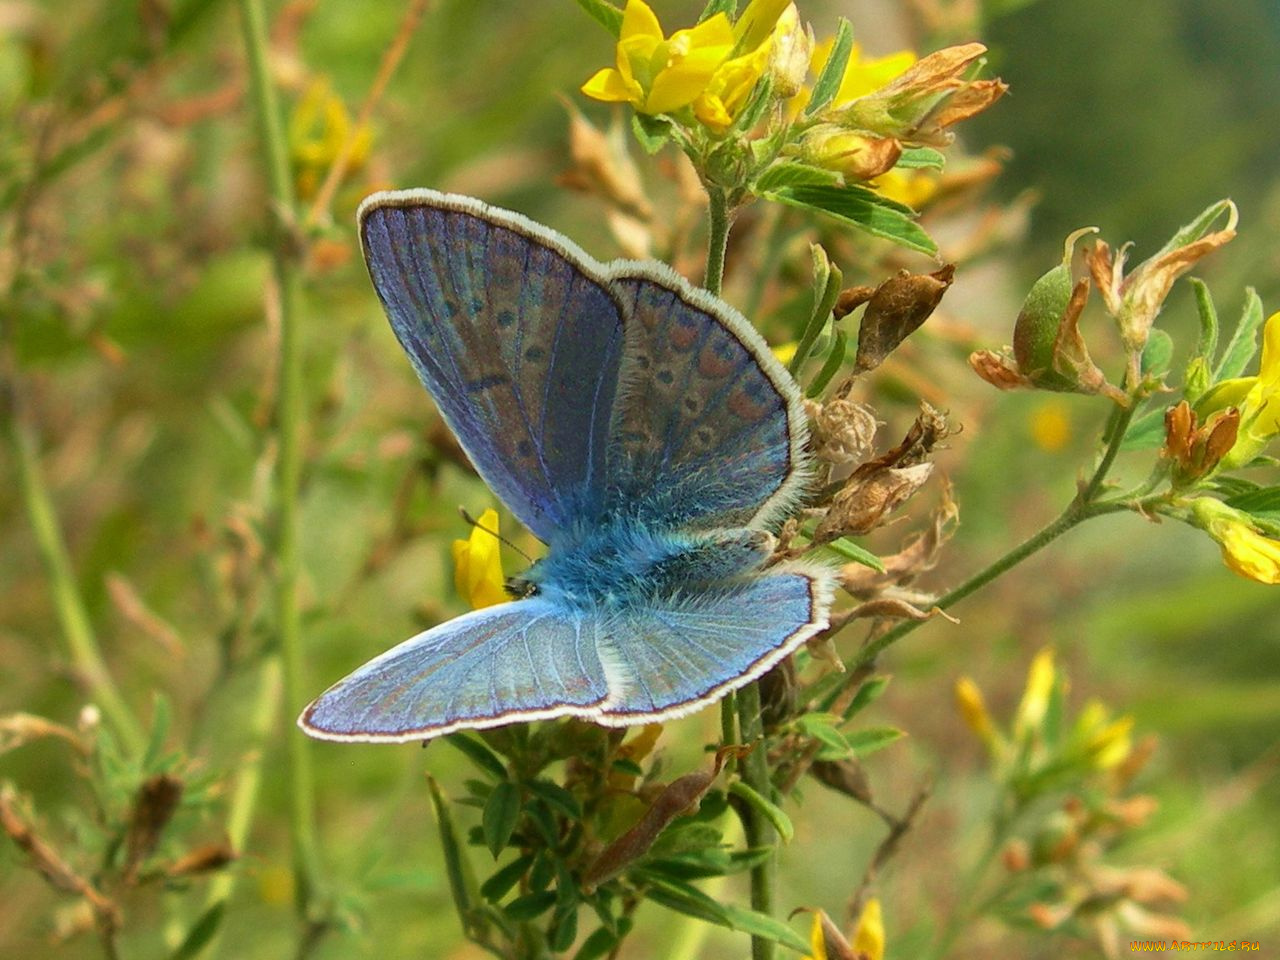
[
  {"x1": 1141, "y1": 329, "x2": 1174, "y2": 377},
  {"x1": 480, "y1": 854, "x2": 534, "y2": 902},
  {"x1": 728, "y1": 781, "x2": 794, "y2": 843},
  {"x1": 526, "y1": 779, "x2": 582, "y2": 819},
  {"x1": 797, "y1": 714, "x2": 853, "y2": 756},
  {"x1": 805, "y1": 18, "x2": 853, "y2": 117},
  {"x1": 806, "y1": 329, "x2": 849, "y2": 397},
  {"x1": 505, "y1": 890, "x2": 558, "y2": 921},
  {"x1": 1214, "y1": 287, "x2": 1265, "y2": 381},
  {"x1": 699, "y1": 0, "x2": 737, "y2": 21},
  {"x1": 427, "y1": 775, "x2": 481, "y2": 936},
  {"x1": 722, "y1": 904, "x2": 811, "y2": 954},
  {"x1": 846, "y1": 726, "x2": 906, "y2": 757},
  {"x1": 143, "y1": 693, "x2": 172, "y2": 771},
  {"x1": 638, "y1": 873, "x2": 732, "y2": 925},
  {"x1": 821, "y1": 537, "x2": 884, "y2": 571},
  {"x1": 575, "y1": 0, "x2": 624, "y2": 36},
  {"x1": 843, "y1": 675, "x2": 890, "y2": 718},
  {"x1": 755, "y1": 161, "x2": 843, "y2": 193},
  {"x1": 573, "y1": 926, "x2": 619, "y2": 960},
  {"x1": 1154, "y1": 198, "x2": 1234, "y2": 260},
  {"x1": 895, "y1": 147, "x2": 946, "y2": 169},
  {"x1": 169, "y1": 903, "x2": 225, "y2": 960},
  {"x1": 447, "y1": 733, "x2": 507, "y2": 781},
  {"x1": 1189, "y1": 277, "x2": 1219, "y2": 361},
  {"x1": 1225, "y1": 486, "x2": 1280, "y2": 521},
  {"x1": 789, "y1": 245, "x2": 841, "y2": 376},
  {"x1": 766, "y1": 184, "x2": 938, "y2": 255}
]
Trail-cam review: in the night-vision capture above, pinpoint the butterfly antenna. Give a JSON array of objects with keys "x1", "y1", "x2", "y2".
[{"x1": 458, "y1": 508, "x2": 534, "y2": 563}]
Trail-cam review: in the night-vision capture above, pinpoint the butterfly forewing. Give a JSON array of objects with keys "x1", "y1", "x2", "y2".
[{"x1": 360, "y1": 193, "x2": 627, "y2": 542}]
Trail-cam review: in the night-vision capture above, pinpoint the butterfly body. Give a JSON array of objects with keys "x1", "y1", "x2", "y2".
[{"x1": 300, "y1": 189, "x2": 835, "y2": 743}]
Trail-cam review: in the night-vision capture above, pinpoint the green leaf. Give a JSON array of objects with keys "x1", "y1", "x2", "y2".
[
  {"x1": 788, "y1": 244, "x2": 841, "y2": 376},
  {"x1": 728, "y1": 781, "x2": 794, "y2": 842},
  {"x1": 1120, "y1": 407, "x2": 1168, "y2": 451},
  {"x1": 550, "y1": 902, "x2": 580, "y2": 951},
  {"x1": 575, "y1": 0, "x2": 624, "y2": 36},
  {"x1": 797, "y1": 713, "x2": 853, "y2": 758},
  {"x1": 504, "y1": 890, "x2": 558, "y2": 921},
  {"x1": 846, "y1": 726, "x2": 906, "y2": 757},
  {"x1": 631, "y1": 113, "x2": 672, "y2": 154},
  {"x1": 1141, "y1": 328, "x2": 1174, "y2": 377},
  {"x1": 806, "y1": 329, "x2": 849, "y2": 397},
  {"x1": 169, "y1": 903, "x2": 225, "y2": 960},
  {"x1": 480, "y1": 854, "x2": 533, "y2": 902},
  {"x1": 648, "y1": 821, "x2": 724, "y2": 859},
  {"x1": 754, "y1": 161, "x2": 843, "y2": 193},
  {"x1": 428, "y1": 775, "x2": 483, "y2": 938},
  {"x1": 143, "y1": 693, "x2": 172, "y2": 772},
  {"x1": 733, "y1": 75, "x2": 774, "y2": 134},
  {"x1": 765, "y1": 183, "x2": 938, "y2": 255},
  {"x1": 573, "y1": 926, "x2": 619, "y2": 960},
  {"x1": 527, "y1": 779, "x2": 582, "y2": 819},
  {"x1": 699, "y1": 0, "x2": 737, "y2": 21},
  {"x1": 638, "y1": 873, "x2": 732, "y2": 925},
  {"x1": 1190, "y1": 277, "x2": 1219, "y2": 362},
  {"x1": 1214, "y1": 288, "x2": 1265, "y2": 381},
  {"x1": 530, "y1": 851, "x2": 555, "y2": 892},
  {"x1": 896, "y1": 146, "x2": 946, "y2": 169},
  {"x1": 821, "y1": 537, "x2": 884, "y2": 571},
  {"x1": 844, "y1": 675, "x2": 890, "y2": 718},
  {"x1": 1155, "y1": 198, "x2": 1234, "y2": 260},
  {"x1": 805, "y1": 18, "x2": 853, "y2": 117},
  {"x1": 721, "y1": 903, "x2": 811, "y2": 954},
  {"x1": 447, "y1": 733, "x2": 507, "y2": 781},
  {"x1": 643, "y1": 850, "x2": 732, "y2": 880},
  {"x1": 1225, "y1": 486, "x2": 1280, "y2": 522},
  {"x1": 482, "y1": 782, "x2": 521, "y2": 858}
]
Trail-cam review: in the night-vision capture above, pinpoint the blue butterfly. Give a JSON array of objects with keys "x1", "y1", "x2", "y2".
[{"x1": 300, "y1": 189, "x2": 834, "y2": 742}]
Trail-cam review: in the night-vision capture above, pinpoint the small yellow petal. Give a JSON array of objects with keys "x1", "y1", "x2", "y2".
[
  {"x1": 1219, "y1": 521, "x2": 1280, "y2": 584},
  {"x1": 1015, "y1": 648, "x2": 1055, "y2": 737},
  {"x1": 581, "y1": 67, "x2": 640, "y2": 104},
  {"x1": 734, "y1": 0, "x2": 792, "y2": 49},
  {"x1": 1256, "y1": 310, "x2": 1280, "y2": 388},
  {"x1": 836, "y1": 46, "x2": 916, "y2": 103},
  {"x1": 805, "y1": 912, "x2": 828, "y2": 960},
  {"x1": 852, "y1": 898, "x2": 885, "y2": 960},
  {"x1": 453, "y1": 508, "x2": 508, "y2": 609},
  {"x1": 620, "y1": 0, "x2": 663, "y2": 41},
  {"x1": 954, "y1": 677, "x2": 997, "y2": 744}
]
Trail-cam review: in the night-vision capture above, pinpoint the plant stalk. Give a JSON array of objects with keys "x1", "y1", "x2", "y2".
[
  {"x1": 736, "y1": 680, "x2": 777, "y2": 960},
  {"x1": 2, "y1": 396, "x2": 145, "y2": 755},
  {"x1": 236, "y1": 0, "x2": 326, "y2": 921},
  {"x1": 704, "y1": 186, "x2": 732, "y2": 297}
]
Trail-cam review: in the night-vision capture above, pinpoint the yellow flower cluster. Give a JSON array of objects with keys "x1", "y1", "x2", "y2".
[
  {"x1": 955, "y1": 649, "x2": 1134, "y2": 772},
  {"x1": 1192, "y1": 498, "x2": 1280, "y2": 585},
  {"x1": 581, "y1": 0, "x2": 794, "y2": 134},
  {"x1": 1198, "y1": 310, "x2": 1280, "y2": 470}
]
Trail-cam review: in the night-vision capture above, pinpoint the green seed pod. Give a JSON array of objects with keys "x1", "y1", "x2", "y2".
[{"x1": 1012, "y1": 227, "x2": 1099, "y2": 391}]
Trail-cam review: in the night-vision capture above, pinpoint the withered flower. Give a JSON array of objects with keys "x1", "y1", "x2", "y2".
[{"x1": 1161, "y1": 400, "x2": 1239, "y2": 485}]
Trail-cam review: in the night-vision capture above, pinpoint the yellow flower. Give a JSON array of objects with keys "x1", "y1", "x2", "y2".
[
  {"x1": 452, "y1": 508, "x2": 508, "y2": 609},
  {"x1": 692, "y1": 0, "x2": 800, "y2": 133},
  {"x1": 288, "y1": 78, "x2": 371, "y2": 201},
  {"x1": 1197, "y1": 310, "x2": 1280, "y2": 469},
  {"x1": 581, "y1": 0, "x2": 735, "y2": 116},
  {"x1": 1029, "y1": 400, "x2": 1072, "y2": 452},
  {"x1": 792, "y1": 40, "x2": 916, "y2": 116},
  {"x1": 1014, "y1": 648, "x2": 1056, "y2": 739},
  {"x1": 772, "y1": 341, "x2": 798, "y2": 366},
  {"x1": 852, "y1": 897, "x2": 886, "y2": 960},
  {"x1": 869, "y1": 167, "x2": 938, "y2": 209},
  {"x1": 954, "y1": 676, "x2": 999, "y2": 749},
  {"x1": 1193, "y1": 498, "x2": 1280, "y2": 585},
  {"x1": 1072, "y1": 700, "x2": 1134, "y2": 770}
]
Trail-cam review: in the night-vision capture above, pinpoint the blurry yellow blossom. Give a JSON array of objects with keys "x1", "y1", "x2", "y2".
[
  {"x1": 288, "y1": 78, "x2": 371, "y2": 201},
  {"x1": 1193, "y1": 498, "x2": 1280, "y2": 585},
  {"x1": 257, "y1": 863, "x2": 294, "y2": 907},
  {"x1": 1072, "y1": 701, "x2": 1134, "y2": 770},
  {"x1": 581, "y1": 1, "x2": 735, "y2": 116},
  {"x1": 954, "y1": 676, "x2": 1000, "y2": 753},
  {"x1": 772, "y1": 341, "x2": 798, "y2": 366},
  {"x1": 1030, "y1": 401, "x2": 1072, "y2": 452},
  {"x1": 452, "y1": 508, "x2": 508, "y2": 609},
  {"x1": 852, "y1": 897, "x2": 885, "y2": 960},
  {"x1": 1198, "y1": 310, "x2": 1280, "y2": 469},
  {"x1": 1014, "y1": 648, "x2": 1056, "y2": 738}
]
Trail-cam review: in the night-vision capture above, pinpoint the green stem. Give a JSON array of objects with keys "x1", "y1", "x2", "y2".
[
  {"x1": 736, "y1": 681, "x2": 776, "y2": 960},
  {"x1": 236, "y1": 0, "x2": 325, "y2": 922},
  {"x1": 189, "y1": 657, "x2": 283, "y2": 959},
  {"x1": 704, "y1": 186, "x2": 732, "y2": 297},
  {"x1": 2, "y1": 398, "x2": 145, "y2": 755},
  {"x1": 848, "y1": 400, "x2": 1141, "y2": 674}
]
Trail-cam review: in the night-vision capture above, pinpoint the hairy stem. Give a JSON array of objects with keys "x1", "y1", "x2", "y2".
[
  {"x1": 849, "y1": 400, "x2": 1141, "y2": 673},
  {"x1": 236, "y1": 0, "x2": 326, "y2": 924},
  {"x1": 704, "y1": 185, "x2": 732, "y2": 297}
]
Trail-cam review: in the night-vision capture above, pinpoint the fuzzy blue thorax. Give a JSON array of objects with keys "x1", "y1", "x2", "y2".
[{"x1": 519, "y1": 520, "x2": 772, "y2": 610}]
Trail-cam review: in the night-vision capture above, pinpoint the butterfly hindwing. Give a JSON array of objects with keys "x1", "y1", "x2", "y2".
[
  {"x1": 300, "y1": 599, "x2": 611, "y2": 742},
  {"x1": 360, "y1": 192, "x2": 627, "y2": 542},
  {"x1": 605, "y1": 268, "x2": 807, "y2": 531},
  {"x1": 594, "y1": 565, "x2": 832, "y2": 723}
]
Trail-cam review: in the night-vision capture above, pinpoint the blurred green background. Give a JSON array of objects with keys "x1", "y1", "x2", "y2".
[{"x1": 1, "y1": 0, "x2": 1277, "y2": 957}]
